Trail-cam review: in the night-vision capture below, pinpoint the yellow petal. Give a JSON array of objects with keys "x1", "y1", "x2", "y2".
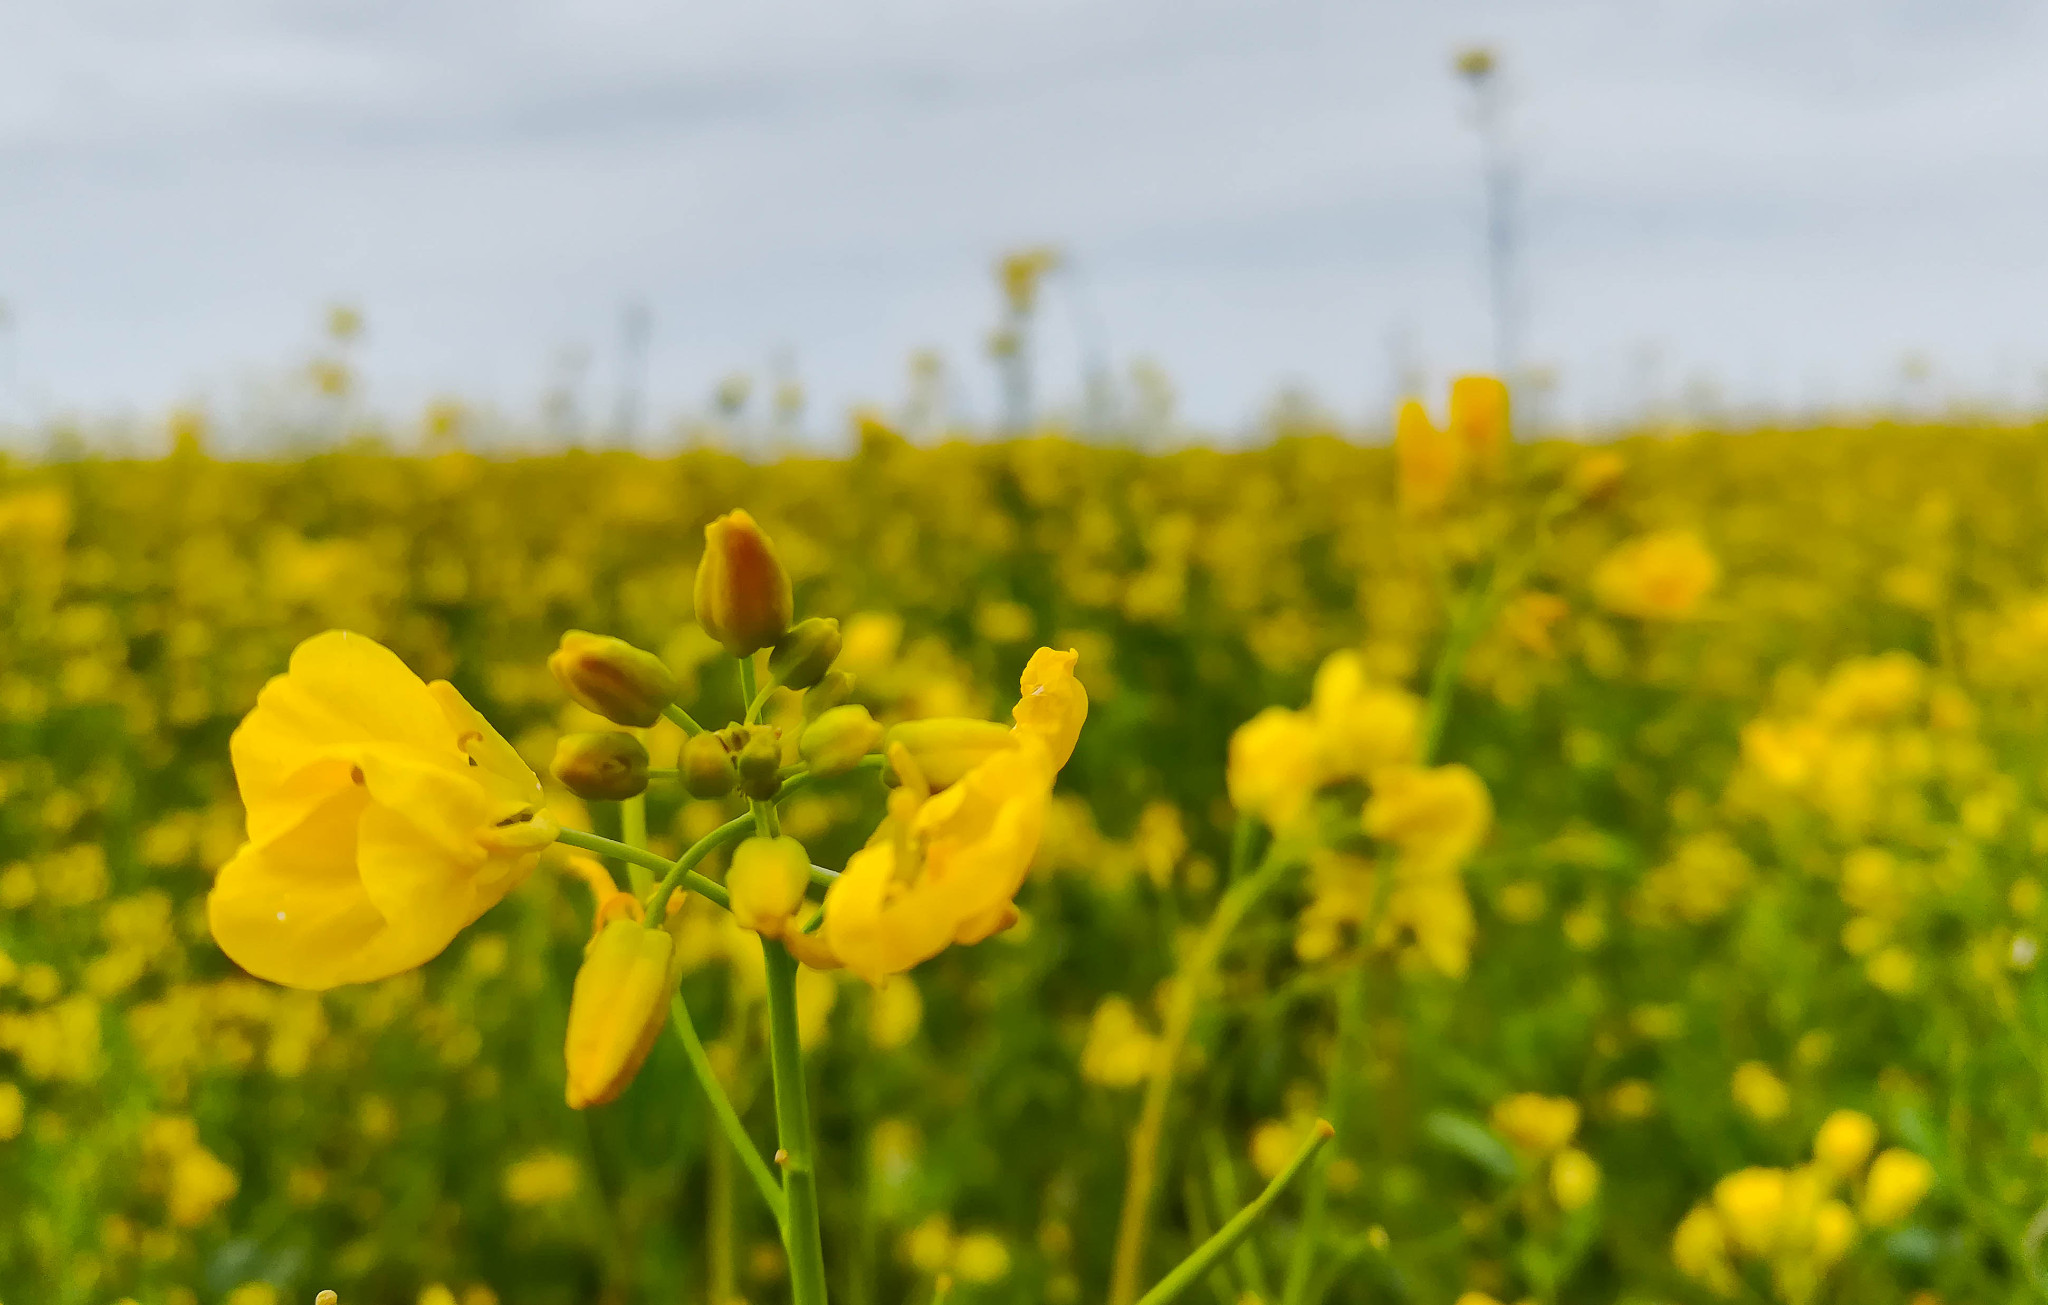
[
  {"x1": 429, "y1": 680, "x2": 545, "y2": 808},
  {"x1": 231, "y1": 631, "x2": 463, "y2": 842},
  {"x1": 207, "y1": 788, "x2": 420, "y2": 989},
  {"x1": 1012, "y1": 647, "x2": 1087, "y2": 773}
]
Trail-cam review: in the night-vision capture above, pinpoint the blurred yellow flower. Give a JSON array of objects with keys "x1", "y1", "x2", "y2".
[
  {"x1": 1550, "y1": 1147, "x2": 1600, "y2": 1210},
  {"x1": 1592, "y1": 528, "x2": 1719, "y2": 620},
  {"x1": 1310, "y1": 651, "x2": 1421, "y2": 779},
  {"x1": 1394, "y1": 398, "x2": 1464, "y2": 514},
  {"x1": 1812, "y1": 1109, "x2": 1877, "y2": 1179},
  {"x1": 1731, "y1": 1061, "x2": 1790, "y2": 1122},
  {"x1": 209, "y1": 632, "x2": 557, "y2": 989},
  {"x1": 1448, "y1": 374, "x2": 1510, "y2": 473},
  {"x1": 1228, "y1": 707, "x2": 1327, "y2": 829},
  {"x1": 1672, "y1": 1205, "x2": 1738, "y2": 1294},
  {"x1": 1862, "y1": 1149, "x2": 1934, "y2": 1227},
  {"x1": 1363, "y1": 765, "x2": 1492, "y2": 872},
  {"x1": 503, "y1": 1150, "x2": 581, "y2": 1206},
  {"x1": 1713, "y1": 1167, "x2": 1787, "y2": 1257},
  {"x1": 1490, "y1": 1093, "x2": 1579, "y2": 1158},
  {"x1": 1080, "y1": 995, "x2": 1160, "y2": 1088}
]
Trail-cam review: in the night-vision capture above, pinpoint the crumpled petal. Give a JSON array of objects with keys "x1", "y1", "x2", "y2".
[{"x1": 1012, "y1": 647, "x2": 1087, "y2": 773}]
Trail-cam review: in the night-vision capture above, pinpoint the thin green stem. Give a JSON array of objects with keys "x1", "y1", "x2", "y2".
[
  {"x1": 619, "y1": 794, "x2": 651, "y2": 892},
  {"x1": 1135, "y1": 1123, "x2": 1335, "y2": 1305},
  {"x1": 557, "y1": 826, "x2": 734, "y2": 912},
  {"x1": 1107, "y1": 846, "x2": 1301, "y2": 1305},
  {"x1": 762, "y1": 938, "x2": 830, "y2": 1305},
  {"x1": 669, "y1": 996, "x2": 787, "y2": 1224},
  {"x1": 1279, "y1": 962, "x2": 1371, "y2": 1305},
  {"x1": 663, "y1": 703, "x2": 705, "y2": 735}
]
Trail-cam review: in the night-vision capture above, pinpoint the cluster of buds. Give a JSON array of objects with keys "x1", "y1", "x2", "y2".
[{"x1": 544, "y1": 508, "x2": 896, "y2": 1108}]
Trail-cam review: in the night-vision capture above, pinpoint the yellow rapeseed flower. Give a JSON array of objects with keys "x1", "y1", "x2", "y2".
[
  {"x1": 1672, "y1": 1205, "x2": 1738, "y2": 1295},
  {"x1": 1394, "y1": 399, "x2": 1464, "y2": 514},
  {"x1": 1448, "y1": 375, "x2": 1510, "y2": 474},
  {"x1": 1731, "y1": 1061, "x2": 1790, "y2": 1122},
  {"x1": 1309, "y1": 651, "x2": 1421, "y2": 779},
  {"x1": 1490, "y1": 1093, "x2": 1580, "y2": 1157},
  {"x1": 1227, "y1": 707, "x2": 1327, "y2": 829},
  {"x1": 1713, "y1": 1166, "x2": 1787, "y2": 1257},
  {"x1": 820, "y1": 649, "x2": 1083, "y2": 984},
  {"x1": 1812, "y1": 1109, "x2": 1878, "y2": 1179},
  {"x1": 1861, "y1": 1149, "x2": 1934, "y2": 1227},
  {"x1": 209, "y1": 632, "x2": 558, "y2": 990},
  {"x1": 1592, "y1": 528, "x2": 1719, "y2": 620},
  {"x1": 1363, "y1": 765, "x2": 1492, "y2": 873}
]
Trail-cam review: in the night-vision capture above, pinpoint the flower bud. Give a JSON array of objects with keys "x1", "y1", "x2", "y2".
[
  {"x1": 1812, "y1": 1109, "x2": 1877, "y2": 1179},
  {"x1": 564, "y1": 919, "x2": 679, "y2": 1109},
  {"x1": 1549, "y1": 1148, "x2": 1600, "y2": 1211},
  {"x1": 736, "y1": 727, "x2": 784, "y2": 800},
  {"x1": 549, "y1": 631, "x2": 677, "y2": 728},
  {"x1": 680, "y1": 731, "x2": 738, "y2": 799},
  {"x1": 727, "y1": 835, "x2": 812, "y2": 938},
  {"x1": 694, "y1": 509, "x2": 794, "y2": 655},
  {"x1": 801, "y1": 704, "x2": 883, "y2": 776},
  {"x1": 770, "y1": 617, "x2": 843, "y2": 691},
  {"x1": 883, "y1": 718, "x2": 1017, "y2": 790},
  {"x1": 804, "y1": 670, "x2": 857, "y2": 720},
  {"x1": 552, "y1": 732, "x2": 650, "y2": 802}
]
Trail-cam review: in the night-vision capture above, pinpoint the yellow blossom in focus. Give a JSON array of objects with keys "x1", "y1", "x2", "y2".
[
  {"x1": 1592, "y1": 528, "x2": 1719, "y2": 620},
  {"x1": 208, "y1": 632, "x2": 558, "y2": 989}
]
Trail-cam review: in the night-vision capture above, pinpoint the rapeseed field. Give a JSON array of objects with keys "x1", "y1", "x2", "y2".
[{"x1": 2, "y1": 395, "x2": 2040, "y2": 1305}]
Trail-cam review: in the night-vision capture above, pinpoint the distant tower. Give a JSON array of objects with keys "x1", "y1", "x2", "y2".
[{"x1": 1455, "y1": 46, "x2": 1519, "y2": 383}]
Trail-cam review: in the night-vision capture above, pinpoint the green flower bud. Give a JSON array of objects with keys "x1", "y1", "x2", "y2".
[
  {"x1": 769, "y1": 617, "x2": 843, "y2": 692},
  {"x1": 799, "y1": 704, "x2": 883, "y2": 776},
  {"x1": 736, "y1": 727, "x2": 784, "y2": 801},
  {"x1": 804, "y1": 670, "x2": 857, "y2": 720},
  {"x1": 552, "y1": 732, "x2": 651, "y2": 802},
  {"x1": 694, "y1": 509, "x2": 794, "y2": 655},
  {"x1": 680, "y1": 731, "x2": 738, "y2": 799},
  {"x1": 548, "y1": 631, "x2": 678, "y2": 729},
  {"x1": 726, "y1": 835, "x2": 813, "y2": 938}
]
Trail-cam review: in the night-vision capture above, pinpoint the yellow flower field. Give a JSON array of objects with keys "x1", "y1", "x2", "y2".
[{"x1": 2, "y1": 403, "x2": 2043, "y2": 1304}]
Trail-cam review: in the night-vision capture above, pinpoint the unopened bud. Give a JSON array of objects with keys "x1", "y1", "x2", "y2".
[
  {"x1": 548, "y1": 631, "x2": 677, "y2": 728},
  {"x1": 680, "y1": 731, "x2": 738, "y2": 799},
  {"x1": 804, "y1": 670, "x2": 857, "y2": 720},
  {"x1": 884, "y1": 718, "x2": 1018, "y2": 790},
  {"x1": 694, "y1": 509, "x2": 794, "y2": 655},
  {"x1": 800, "y1": 704, "x2": 883, "y2": 776},
  {"x1": 736, "y1": 727, "x2": 784, "y2": 800},
  {"x1": 552, "y1": 732, "x2": 650, "y2": 801},
  {"x1": 727, "y1": 835, "x2": 812, "y2": 938},
  {"x1": 564, "y1": 919, "x2": 679, "y2": 1108},
  {"x1": 770, "y1": 617, "x2": 843, "y2": 691}
]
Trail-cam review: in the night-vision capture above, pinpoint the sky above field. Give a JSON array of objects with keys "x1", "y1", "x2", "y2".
[{"x1": 2, "y1": 0, "x2": 2046, "y2": 443}]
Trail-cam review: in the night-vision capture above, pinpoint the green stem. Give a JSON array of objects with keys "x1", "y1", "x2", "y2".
[
  {"x1": 1107, "y1": 847, "x2": 1301, "y2": 1305},
  {"x1": 664, "y1": 703, "x2": 705, "y2": 735},
  {"x1": 1278, "y1": 962, "x2": 1371, "y2": 1305},
  {"x1": 556, "y1": 826, "x2": 734, "y2": 912},
  {"x1": 669, "y1": 996, "x2": 787, "y2": 1224},
  {"x1": 620, "y1": 794, "x2": 651, "y2": 891},
  {"x1": 762, "y1": 938, "x2": 830, "y2": 1305},
  {"x1": 1134, "y1": 1122, "x2": 1335, "y2": 1305}
]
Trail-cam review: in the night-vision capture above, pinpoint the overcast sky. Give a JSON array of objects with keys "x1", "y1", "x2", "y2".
[{"x1": 1, "y1": 0, "x2": 2045, "y2": 443}]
